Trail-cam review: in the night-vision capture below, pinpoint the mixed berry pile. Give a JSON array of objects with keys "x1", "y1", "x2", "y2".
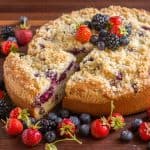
[
  {"x1": 76, "y1": 14, "x2": 132, "y2": 50},
  {"x1": 0, "y1": 15, "x2": 149, "y2": 150},
  {"x1": 1, "y1": 87, "x2": 150, "y2": 150},
  {"x1": 0, "y1": 16, "x2": 33, "y2": 56}
]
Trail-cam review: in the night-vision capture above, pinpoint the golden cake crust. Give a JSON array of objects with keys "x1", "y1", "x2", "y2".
[{"x1": 63, "y1": 80, "x2": 150, "y2": 115}]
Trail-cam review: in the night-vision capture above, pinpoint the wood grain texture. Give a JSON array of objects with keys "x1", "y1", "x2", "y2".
[{"x1": 0, "y1": 0, "x2": 149, "y2": 149}]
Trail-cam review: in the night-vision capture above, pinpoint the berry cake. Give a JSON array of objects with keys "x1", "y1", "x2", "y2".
[
  {"x1": 4, "y1": 6, "x2": 150, "y2": 118},
  {"x1": 4, "y1": 49, "x2": 76, "y2": 119}
]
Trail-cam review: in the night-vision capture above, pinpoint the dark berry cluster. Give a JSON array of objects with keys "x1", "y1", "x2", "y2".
[
  {"x1": 0, "y1": 26, "x2": 15, "y2": 40},
  {"x1": 36, "y1": 109, "x2": 92, "y2": 143},
  {"x1": 0, "y1": 98, "x2": 13, "y2": 119},
  {"x1": 84, "y1": 14, "x2": 132, "y2": 50}
]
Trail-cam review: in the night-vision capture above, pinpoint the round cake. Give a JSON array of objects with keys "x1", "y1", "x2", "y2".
[{"x1": 4, "y1": 6, "x2": 150, "y2": 118}]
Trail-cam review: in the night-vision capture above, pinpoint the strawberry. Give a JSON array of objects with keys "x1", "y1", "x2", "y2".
[
  {"x1": 0, "y1": 90, "x2": 4, "y2": 99},
  {"x1": 58, "y1": 118, "x2": 76, "y2": 138},
  {"x1": 139, "y1": 122, "x2": 150, "y2": 141},
  {"x1": 15, "y1": 29, "x2": 33, "y2": 46},
  {"x1": 75, "y1": 25, "x2": 92, "y2": 43},
  {"x1": 109, "y1": 16, "x2": 122, "y2": 26},
  {"x1": 22, "y1": 128, "x2": 42, "y2": 146},
  {"x1": 1, "y1": 41, "x2": 18, "y2": 55},
  {"x1": 91, "y1": 118, "x2": 110, "y2": 138},
  {"x1": 5, "y1": 118, "x2": 23, "y2": 136},
  {"x1": 9, "y1": 107, "x2": 22, "y2": 119},
  {"x1": 108, "y1": 113, "x2": 125, "y2": 130}
]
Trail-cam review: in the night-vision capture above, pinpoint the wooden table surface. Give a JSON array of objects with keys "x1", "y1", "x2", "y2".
[{"x1": 0, "y1": 0, "x2": 149, "y2": 150}]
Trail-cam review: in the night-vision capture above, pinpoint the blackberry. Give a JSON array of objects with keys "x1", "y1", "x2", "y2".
[
  {"x1": 104, "y1": 33, "x2": 120, "y2": 49},
  {"x1": 0, "y1": 99, "x2": 13, "y2": 119},
  {"x1": 39, "y1": 119, "x2": 51, "y2": 134},
  {"x1": 0, "y1": 26, "x2": 14, "y2": 40},
  {"x1": 90, "y1": 35, "x2": 99, "y2": 45},
  {"x1": 91, "y1": 14, "x2": 109, "y2": 31},
  {"x1": 84, "y1": 21, "x2": 92, "y2": 29}
]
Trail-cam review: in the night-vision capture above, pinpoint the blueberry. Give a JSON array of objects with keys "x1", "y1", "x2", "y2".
[
  {"x1": 19, "y1": 16, "x2": 28, "y2": 25},
  {"x1": 99, "y1": 29, "x2": 108, "y2": 37},
  {"x1": 79, "y1": 113, "x2": 91, "y2": 124},
  {"x1": 70, "y1": 116, "x2": 80, "y2": 127},
  {"x1": 48, "y1": 112, "x2": 58, "y2": 121},
  {"x1": 131, "y1": 118, "x2": 143, "y2": 132},
  {"x1": 58, "y1": 109, "x2": 70, "y2": 118},
  {"x1": 97, "y1": 41, "x2": 105, "y2": 50},
  {"x1": 30, "y1": 117, "x2": 36, "y2": 124},
  {"x1": 120, "y1": 130, "x2": 133, "y2": 142},
  {"x1": 55, "y1": 117, "x2": 62, "y2": 124},
  {"x1": 7, "y1": 36, "x2": 17, "y2": 42},
  {"x1": 120, "y1": 36, "x2": 129, "y2": 46},
  {"x1": 44, "y1": 131, "x2": 56, "y2": 143},
  {"x1": 79, "y1": 124, "x2": 90, "y2": 137},
  {"x1": 90, "y1": 35, "x2": 99, "y2": 45},
  {"x1": 84, "y1": 21, "x2": 92, "y2": 29},
  {"x1": 147, "y1": 142, "x2": 150, "y2": 150}
]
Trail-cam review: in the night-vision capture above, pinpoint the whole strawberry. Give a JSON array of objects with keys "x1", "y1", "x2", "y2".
[
  {"x1": 91, "y1": 118, "x2": 110, "y2": 138},
  {"x1": 22, "y1": 128, "x2": 42, "y2": 146},
  {"x1": 15, "y1": 16, "x2": 33, "y2": 46},
  {"x1": 5, "y1": 118, "x2": 23, "y2": 136},
  {"x1": 109, "y1": 16, "x2": 122, "y2": 26},
  {"x1": 1, "y1": 41, "x2": 18, "y2": 55},
  {"x1": 139, "y1": 122, "x2": 150, "y2": 141},
  {"x1": 108, "y1": 113, "x2": 125, "y2": 130},
  {"x1": 75, "y1": 25, "x2": 92, "y2": 43},
  {"x1": 58, "y1": 118, "x2": 76, "y2": 138},
  {"x1": 15, "y1": 29, "x2": 33, "y2": 46},
  {"x1": 9, "y1": 107, "x2": 22, "y2": 119}
]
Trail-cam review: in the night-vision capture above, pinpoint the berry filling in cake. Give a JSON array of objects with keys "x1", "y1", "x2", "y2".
[{"x1": 4, "y1": 48, "x2": 76, "y2": 118}]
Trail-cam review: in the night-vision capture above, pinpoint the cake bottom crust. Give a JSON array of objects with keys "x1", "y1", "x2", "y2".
[{"x1": 63, "y1": 83, "x2": 150, "y2": 116}]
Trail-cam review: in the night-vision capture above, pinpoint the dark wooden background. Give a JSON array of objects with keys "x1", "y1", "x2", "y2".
[{"x1": 0, "y1": 0, "x2": 149, "y2": 150}]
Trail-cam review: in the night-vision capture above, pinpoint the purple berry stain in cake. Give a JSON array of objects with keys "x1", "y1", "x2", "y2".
[
  {"x1": 116, "y1": 72, "x2": 123, "y2": 80},
  {"x1": 39, "y1": 62, "x2": 75, "y2": 103},
  {"x1": 70, "y1": 48, "x2": 89, "y2": 55},
  {"x1": 40, "y1": 86, "x2": 54, "y2": 103},
  {"x1": 131, "y1": 83, "x2": 138, "y2": 93},
  {"x1": 142, "y1": 26, "x2": 150, "y2": 31}
]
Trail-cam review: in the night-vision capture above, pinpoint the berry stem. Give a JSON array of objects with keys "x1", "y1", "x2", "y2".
[{"x1": 67, "y1": 131, "x2": 82, "y2": 144}]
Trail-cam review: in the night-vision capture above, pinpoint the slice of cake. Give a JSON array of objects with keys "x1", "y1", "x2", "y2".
[{"x1": 4, "y1": 49, "x2": 76, "y2": 119}]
